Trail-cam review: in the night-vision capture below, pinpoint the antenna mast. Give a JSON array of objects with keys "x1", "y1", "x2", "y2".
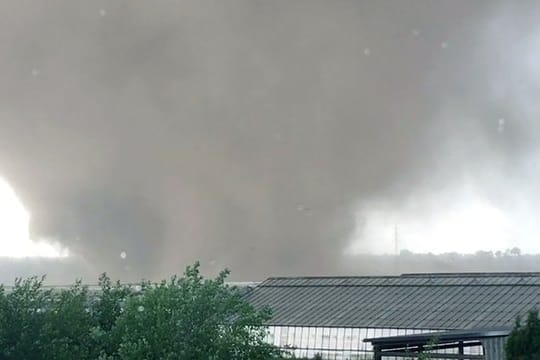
[{"x1": 394, "y1": 224, "x2": 399, "y2": 255}]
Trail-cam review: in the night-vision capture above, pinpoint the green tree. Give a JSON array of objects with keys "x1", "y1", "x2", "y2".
[
  {"x1": 110, "y1": 262, "x2": 279, "y2": 359},
  {"x1": 0, "y1": 262, "x2": 281, "y2": 360},
  {"x1": 0, "y1": 277, "x2": 97, "y2": 359},
  {"x1": 505, "y1": 309, "x2": 540, "y2": 359},
  {"x1": 92, "y1": 273, "x2": 134, "y2": 357}
]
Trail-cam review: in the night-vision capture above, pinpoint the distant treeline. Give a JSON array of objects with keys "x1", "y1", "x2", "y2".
[
  {"x1": 343, "y1": 248, "x2": 540, "y2": 275},
  {"x1": 0, "y1": 248, "x2": 536, "y2": 285}
]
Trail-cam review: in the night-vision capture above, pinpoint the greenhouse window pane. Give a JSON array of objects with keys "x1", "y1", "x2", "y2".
[
  {"x1": 344, "y1": 327, "x2": 352, "y2": 350},
  {"x1": 308, "y1": 327, "x2": 317, "y2": 349},
  {"x1": 329, "y1": 327, "x2": 338, "y2": 349},
  {"x1": 337, "y1": 327, "x2": 345, "y2": 350},
  {"x1": 280, "y1": 326, "x2": 289, "y2": 347},
  {"x1": 287, "y1": 326, "x2": 296, "y2": 347},
  {"x1": 322, "y1": 327, "x2": 331, "y2": 349}
]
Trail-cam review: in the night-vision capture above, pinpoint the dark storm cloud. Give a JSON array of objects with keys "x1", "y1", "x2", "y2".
[{"x1": 0, "y1": 0, "x2": 538, "y2": 281}]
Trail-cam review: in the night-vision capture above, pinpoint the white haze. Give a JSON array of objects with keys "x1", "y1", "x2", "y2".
[
  {"x1": 0, "y1": 177, "x2": 68, "y2": 258},
  {"x1": 350, "y1": 3, "x2": 540, "y2": 256}
]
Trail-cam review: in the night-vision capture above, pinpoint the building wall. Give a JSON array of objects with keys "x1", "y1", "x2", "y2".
[
  {"x1": 264, "y1": 326, "x2": 485, "y2": 359},
  {"x1": 264, "y1": 326, "x2": 432, "y2": 359},
  {"x1": 481, "y1": 337, "x2": 507, "y2": 360}
]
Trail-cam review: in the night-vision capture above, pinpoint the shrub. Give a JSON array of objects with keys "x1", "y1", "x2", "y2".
[{"x1": 505, "y1": 309, "x2": 540, "y2": 359}]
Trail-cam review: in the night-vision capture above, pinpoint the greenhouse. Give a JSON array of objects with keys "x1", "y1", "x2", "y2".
[{"x1": 244, "y1": 272, "x2": 540, "y2": 359}]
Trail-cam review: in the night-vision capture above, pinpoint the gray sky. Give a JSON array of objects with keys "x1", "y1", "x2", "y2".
[{"x1": 1, "y1": 0, "x2": 540, "y2": 281}]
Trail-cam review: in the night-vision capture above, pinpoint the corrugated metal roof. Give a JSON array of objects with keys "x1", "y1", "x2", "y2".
[{"x1": 244, "y1": 273, "x2": 540, "y2": 330}]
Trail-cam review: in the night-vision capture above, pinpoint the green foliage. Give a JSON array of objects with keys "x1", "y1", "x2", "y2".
[
  {"x1": 0, "y1": 262, "x2": 281, "y2": 360},
  {"x1": 112, "y1": 263, "x2": 280, "y2": 360},
  {"x1": 505, "y1": 309, "x2": 540, "y2": 359},
  {"x1": 417, "y1": 336, "x2": 439, "y2": 360},
  {"x1": 0, "y1": 276, "x2": 97, "y2": 359}
]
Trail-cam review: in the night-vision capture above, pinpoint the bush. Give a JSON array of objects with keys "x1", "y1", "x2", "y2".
[{"x1": 0, "y1": 262, "x2": 281, "y2": 360}]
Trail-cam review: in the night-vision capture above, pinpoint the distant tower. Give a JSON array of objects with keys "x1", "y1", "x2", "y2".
[
  {"x1": 393, "y1": 224, "x2": 399, "y2": 275},
  {"x1": 394, "y1": 224, "x2": 399, "y2": 255}
]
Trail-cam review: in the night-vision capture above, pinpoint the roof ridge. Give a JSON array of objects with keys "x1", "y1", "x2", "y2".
[
  {"x1": 262, "y1": 272, "x2": 540, "y2": 281},
  {"x1": 401, "y1": 272, "x2": 540, "y2": 277},
  {"x1": 264, "y1": 275, "x2": 399, "y2": 280}
]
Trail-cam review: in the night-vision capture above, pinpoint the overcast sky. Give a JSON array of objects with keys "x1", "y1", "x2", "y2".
[{"x1": 1, "y1": 1, "x2": 540, "y2": 281}]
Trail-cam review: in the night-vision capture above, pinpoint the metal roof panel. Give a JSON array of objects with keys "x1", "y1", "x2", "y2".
[{"x1": 244, "y1": 273, "x2": 540, "y2": 329}]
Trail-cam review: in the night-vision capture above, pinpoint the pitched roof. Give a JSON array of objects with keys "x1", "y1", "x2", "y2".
[{"x1": 244, "y1": 273, "x2": 540, "y2": 330}]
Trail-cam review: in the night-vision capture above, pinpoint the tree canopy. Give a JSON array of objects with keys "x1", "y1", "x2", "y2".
[{"x1": 0, "y1": 262, "x2": 281, "y2": 360}]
